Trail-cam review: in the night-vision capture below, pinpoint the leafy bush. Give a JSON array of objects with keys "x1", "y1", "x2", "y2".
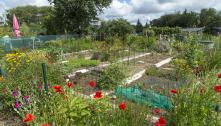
[
  {"x1": 97, "y1": 64, "x2": 127, "y2": 90},
  {"x1": 129, "y1": 36, "x2": 156, "y2": 52},
  {"x1": 151, "y1": 27, "x2": 181, "y2": 35},
  {"x1": 172, "y1": 35, "x2": 205, "y2": 75},
  {"x1": 0, "y1": 27, "x2": 13, "y2": 37},
  {"x1": 153, "y1": 40, "x2": 170, "y2": 53},
  {"x1": 44, "y1": 37, "x2": 94, "y2": 53},
  {"x1": 203, "y1": 40, "x2": 221, "y2": 70},
  {"x1": 44, "y1": 46, "x2": 62, "y2": 63}
]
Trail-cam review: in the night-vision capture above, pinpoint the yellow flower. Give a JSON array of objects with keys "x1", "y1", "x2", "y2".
[{"x1": 0, "y1": 76, "x2": 3, "y2": 81}]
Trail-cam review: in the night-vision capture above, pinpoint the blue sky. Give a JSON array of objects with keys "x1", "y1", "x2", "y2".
[{"x1": 1, "y1": 0, "x2": 221, "y2": 24}]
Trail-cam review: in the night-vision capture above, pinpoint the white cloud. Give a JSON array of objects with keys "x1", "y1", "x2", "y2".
[
  {"x1": 101, "y1": 0, "x2": 221, "y2": 24},
  {"x1": 1, "y1": 0, "x2": 221, "y2": 24}
]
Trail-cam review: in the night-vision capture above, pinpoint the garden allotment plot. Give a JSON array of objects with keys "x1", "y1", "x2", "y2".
[{"x1": 68, "y1": 53, "x2": 171, "y2": 96}]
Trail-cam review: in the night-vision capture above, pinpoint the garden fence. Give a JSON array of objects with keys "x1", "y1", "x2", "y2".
[{"x1": 0, "y1": 34, "x2": 80, "y2": 52}]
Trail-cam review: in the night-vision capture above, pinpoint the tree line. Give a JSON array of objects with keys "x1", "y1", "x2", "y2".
[
  {"x1": 151, "y1": 8, "x2": 221, "y2": 33},
  {"x1": 2, "y1": 2, "x2": 221, "y2": 36}
]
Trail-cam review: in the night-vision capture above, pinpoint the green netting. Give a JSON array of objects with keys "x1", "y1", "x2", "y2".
[{"x1": 115, "y1": 86, "x2": 173, "y2": 110}]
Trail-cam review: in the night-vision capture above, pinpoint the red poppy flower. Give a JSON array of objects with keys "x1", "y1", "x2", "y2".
[
  {"x1": 66, "y1": 82, "x2": 73, "y2": 88},
  {"x1": 119, "y1": 102, "x2": 126, "y2": 110},
  {"x1": 94, "y1": 91, "x2": 102, "y2": 99},
  {"x1": 155, "y1": 116, "x2": 166, "y2": 126},
  {"x1": 89, "y1": 80, "x2": 96, "y2": 88},
  {"x1": 152, "y1": 108, "x2": 160, "y2": 114},
  {"x1": 214, "y1": 85, "x2": 221, "y2": 92},
  {"x1": 23, "y1": 114, "x2": 35, "y2": 122},
  {"x1": 42, "y1": 124, "x2": 51, "y2": 126},
  {"x1": 218, "y1": 73, "x2": 221, "y2": 78},
  {"x1": 171, "y1": 89, "x2": 177, "y2": 94},
  {"x1": 53, "y1": 85, "x2": 63, "y2": 93}
]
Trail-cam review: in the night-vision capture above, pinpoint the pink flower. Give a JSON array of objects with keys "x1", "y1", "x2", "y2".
[
  {"x1": 12, "y1": 90, "x2": 17, "y2": 97},
  {"x1": 15, "y1": 101, "x2": 22, "y2": 109}
]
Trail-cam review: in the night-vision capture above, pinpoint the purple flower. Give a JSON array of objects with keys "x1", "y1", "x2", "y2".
[
  {"x1": 15, "y1": 101, "x2": 22, "y2": 109},
  {"x1": 12, "y1": 90, "x2": 17, "y2": 97},
  {"x1": 23, "y1": 95, "x2": 32, "y2": 105}
]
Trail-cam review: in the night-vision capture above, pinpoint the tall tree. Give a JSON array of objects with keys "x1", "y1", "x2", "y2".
[
  {"x1": 199, "y1": 8, "x2": 221, "y2": 33},
  {"x1": 144, "y1": 22, "x2": 149, "y2": 28},
  {"x1": 46, "y1": 0, "x2": 112, "y2": 34},
  {"x1": 99, "y1": 18, "x2": 134, "y2": 39},
  {"x1": 200, "y1": 8, "x2": 217, "y2": 27},
  {"x1": 135, "y1": 19, "x2": 143, "y2": 34},
  {"x1": 6, "y1": 6, "x2": 51, "y2": 26}
]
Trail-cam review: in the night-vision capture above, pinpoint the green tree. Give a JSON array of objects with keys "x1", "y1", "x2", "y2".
[
  {"x1": 46, "y1": 0, "x2": 112, "y2": 34},
  {"x1": 199, "y1": 8, "x2": 221, "y2": 33},
  {"x1": 99, "y1": 19, "x2": 134, "y2": 40},
  {"x1": 6, "y1": 6, "x2": 51, "y2": 25},
  {"x1": 200, "y1": 8, "x2": 217, "y2": 27},
  {"x1": 144, "y1": 22, "x2": 149, "y2": 28},
  {"x1": 136, "y1": 19, "x2": 143, "y2": 34}
]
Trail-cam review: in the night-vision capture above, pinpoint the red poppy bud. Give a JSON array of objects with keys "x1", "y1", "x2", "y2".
[
  {"x1": 119, "y1": 102, "x2": 126, "y2": 110},
  {"x1": 89, "y1": 80, "x2": 96, "y2": 88},
  {"x1": 152, "y1": 108, "x2": 160, "y2": 114},
  {"x1": 170, "y1": 89, "x2": 177, "y2": 94},
  {"x1": 66, "y1": 82, "x2": 73, "y2": 88}
]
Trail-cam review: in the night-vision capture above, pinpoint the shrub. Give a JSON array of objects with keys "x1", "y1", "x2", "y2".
[
  {"x1": 97, "y1": 64, "x2": 127, "y2": 90},
  {"x1": 151, "y1": 27, "x2": 181, "y2": 35},
  {"x1": 153, "y1": 40, "x2": 170, "y2": 53}
]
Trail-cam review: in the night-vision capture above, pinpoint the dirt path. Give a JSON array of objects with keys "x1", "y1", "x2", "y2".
[{"x1": 0, "y1": 110, "x2": 23, "y2": 126}]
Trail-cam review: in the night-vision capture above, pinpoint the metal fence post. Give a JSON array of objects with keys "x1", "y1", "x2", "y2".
[
  {"x1": 0, "y1": 66, "x2": 6, "y2": 78},
  {"x1": 42, "y1": 63, "x2": 48, "y2": 93}
]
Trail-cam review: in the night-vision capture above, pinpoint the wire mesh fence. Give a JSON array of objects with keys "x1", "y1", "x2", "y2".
[{"x1": 0, "y1": 34, "x2": 80, "y2": 52}]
